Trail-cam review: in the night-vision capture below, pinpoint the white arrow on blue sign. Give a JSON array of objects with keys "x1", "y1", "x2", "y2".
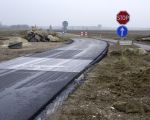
[{"x1": 117, "y1": 26, "x2": 128, "y2": 38}]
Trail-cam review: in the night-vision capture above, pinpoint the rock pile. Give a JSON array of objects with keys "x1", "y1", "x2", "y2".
[
  {"x1": 26, "y1": 30, "x2": 49, "y2": 42},
  {"x1": 26, "y1": 30, "x2": 61, "y2": 42}
]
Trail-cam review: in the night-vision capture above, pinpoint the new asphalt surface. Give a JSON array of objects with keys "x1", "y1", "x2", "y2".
[{"x1": 0, "y1": 38, "x2": 108, "y2": 120}]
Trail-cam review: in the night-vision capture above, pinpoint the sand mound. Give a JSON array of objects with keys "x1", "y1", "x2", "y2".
[{"x1": 1, "y1": 37, "x2": 31, "y2": 48}]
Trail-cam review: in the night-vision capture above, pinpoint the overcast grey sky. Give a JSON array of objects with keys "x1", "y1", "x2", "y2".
[{"x1": 0, "y1": 0, "x2": 150, "y2": 28}]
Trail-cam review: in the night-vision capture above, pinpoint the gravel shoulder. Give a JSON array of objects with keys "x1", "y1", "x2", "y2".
[{"x1": 48, "y1": 45, "x2": 150, "y2": 120}]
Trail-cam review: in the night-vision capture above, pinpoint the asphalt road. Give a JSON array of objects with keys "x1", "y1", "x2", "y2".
[{"x1": 0, "y1": 38, "x2": 108, "y2": 120}]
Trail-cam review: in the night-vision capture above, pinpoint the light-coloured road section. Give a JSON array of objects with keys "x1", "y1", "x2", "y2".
[
  {"x1": 0, "y1": 38, "x2": 108, "y2": 120},
  {"x1": 134, "y1": 43, "x2": 150, "y2": 51},
  {"x1": 102, "y1": 38, "x2": 150, "y2": 51}
]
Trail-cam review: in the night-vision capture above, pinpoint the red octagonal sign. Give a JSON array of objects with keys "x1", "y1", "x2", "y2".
[{"x1": 117, "y1": 11, "x2": 130, "y2": 25}]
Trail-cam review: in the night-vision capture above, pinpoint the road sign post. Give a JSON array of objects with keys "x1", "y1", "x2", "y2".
[
  {"x1": 117, "y1": 11, "x2": 130, "y2": 25},
  {"x1": 116, "y1": 11, "x2": 130, "y2": 45},
  {"x1": 117, "y1": 26, "x2": 128, "y2": 38}
]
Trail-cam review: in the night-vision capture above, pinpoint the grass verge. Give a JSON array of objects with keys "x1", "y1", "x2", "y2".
[{"x1": 49, "y1": 45, "x2": 150, "y2": 120}]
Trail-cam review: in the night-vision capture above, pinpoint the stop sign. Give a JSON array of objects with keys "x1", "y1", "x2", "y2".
[{"x1": 117, "y1": 11, "x2": 130, "y2": 25}]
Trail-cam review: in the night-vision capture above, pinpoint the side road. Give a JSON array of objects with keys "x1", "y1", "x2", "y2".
[{"x1": 102, "y1": 38, "x2": 150, "y2": 51}]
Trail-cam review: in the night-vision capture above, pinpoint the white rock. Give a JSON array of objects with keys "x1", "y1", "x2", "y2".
[
  {"x1": 137, "y1": 48, "x2": 147, "y2": 55},
  {"x1": 48, "y1": 35, "x2": 60, "y2": 42}
]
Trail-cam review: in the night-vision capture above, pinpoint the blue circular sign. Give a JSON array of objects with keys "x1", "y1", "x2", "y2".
[{"x1": 117, "y1": 26, "x2": 128, "y2": 38}]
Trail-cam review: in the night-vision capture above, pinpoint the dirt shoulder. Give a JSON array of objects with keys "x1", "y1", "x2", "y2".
[
  {"x1": 49, "y1": 45, "x2": 150, "y2": 120},
  {"x1": 0, "y1": 30, "x2": 73, "y2": 62},
  {"x1": 0, "y1": 42, "x2": 64, "y2": 62}
]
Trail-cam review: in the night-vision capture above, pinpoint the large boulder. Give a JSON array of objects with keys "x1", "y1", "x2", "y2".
[{"x1": 8, "y1": 42, "x2": 23, "y2": 49}]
